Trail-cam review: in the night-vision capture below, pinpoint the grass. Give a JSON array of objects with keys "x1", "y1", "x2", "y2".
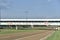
[
  {"x1": 0, "y1": 29, "x2": 40, "y2": 34},
  {"x1": 46, "y1": 30, "x2": 60, "y2": 40}
]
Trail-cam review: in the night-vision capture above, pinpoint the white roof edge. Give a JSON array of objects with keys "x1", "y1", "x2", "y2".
[{"x1": 1, "y1": 19, "x2": 60, "y2": 21}]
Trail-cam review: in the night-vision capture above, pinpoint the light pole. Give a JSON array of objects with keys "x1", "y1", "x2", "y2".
[
  {"x1": 0, "y1": 8, "x2": 1, "y2": 20},
  {"x1": 25, "y1": 11, "x2": 29, "y2": 19},
  {"x1": 0, "y1": 0, "x2": 8, "y2": 19},
  {"x1": 0, "y1": 0, "x2": 12, "y2": 18},
  {"x1": 0, "y1": 0, "x2": 12, "y2": 29},
  {"x1": 25, "y1": 10, "x2": 33, "y2": 29},
  {"x1": 0, "y1": 0, "x2": 7, "y2": 29},
  {"x1": 24, "y1": 11, "x2": 29, "y2": 29}
]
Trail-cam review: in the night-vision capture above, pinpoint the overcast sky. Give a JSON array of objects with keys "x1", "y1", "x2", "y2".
[{"x1": 1, "y1": 0, "x2": 60, "y2": 19}]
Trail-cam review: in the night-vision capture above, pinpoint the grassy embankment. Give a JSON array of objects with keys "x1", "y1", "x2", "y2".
[{"x1": 46, "y1": 30, "x2": 60, "y2": 40}]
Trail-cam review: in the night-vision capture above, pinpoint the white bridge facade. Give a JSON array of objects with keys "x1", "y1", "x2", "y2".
[
  {"x1": 1, "y1": 22, "x2": 60, "y2": 25},
  {"x1": 0, "y1": 19, "x2": 60, "y2": 26}
]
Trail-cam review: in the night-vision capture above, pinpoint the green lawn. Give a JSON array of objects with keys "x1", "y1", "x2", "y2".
[
  {"x1": 0, "y1": 29, "x2": 39, "y2": 34},
  {"x1": 46, "y1": 30, "x2": 60, "y2": 40}
]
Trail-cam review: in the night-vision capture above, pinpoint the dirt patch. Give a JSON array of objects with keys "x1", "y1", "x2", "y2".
[{"x1": 0, "y1": 30, "x2": 53, "y2": 40}]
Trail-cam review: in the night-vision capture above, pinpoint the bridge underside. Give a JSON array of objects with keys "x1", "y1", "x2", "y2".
[
  {"x1": 0, "y1": 22, "x2": 60, "y2": 30},
  {"x1": 0, "y1": 25, "x2": 59, "y2": 30}
]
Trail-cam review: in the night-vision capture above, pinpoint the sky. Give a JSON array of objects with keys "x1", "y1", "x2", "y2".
[{"x1": 0, "y1": 0, "x2": 60, "y2": 19}]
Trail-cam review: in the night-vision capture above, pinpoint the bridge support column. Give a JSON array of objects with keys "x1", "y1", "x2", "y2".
[
  {"x1": 16, "y1": 25, "x2": 18, "y2": 30},
  {"x1": 31, "y1": 23, "x2": 34, "y2": 28}
]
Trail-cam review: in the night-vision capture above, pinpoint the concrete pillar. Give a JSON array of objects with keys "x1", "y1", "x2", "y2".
[
  {"x1": 16, "y1": 25, "x2": 18, "y2": 30},
  {"x1": 31, "y1": 23, "x2": 34, "y2": 28},
  {"x1": 31, "y1": 25, "x2": 34, "y2": 28}
]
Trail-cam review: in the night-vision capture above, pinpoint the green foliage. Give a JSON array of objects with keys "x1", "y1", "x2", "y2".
[{"x1": 0, "y1": 29, "x2": 38, "y2": 34}]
